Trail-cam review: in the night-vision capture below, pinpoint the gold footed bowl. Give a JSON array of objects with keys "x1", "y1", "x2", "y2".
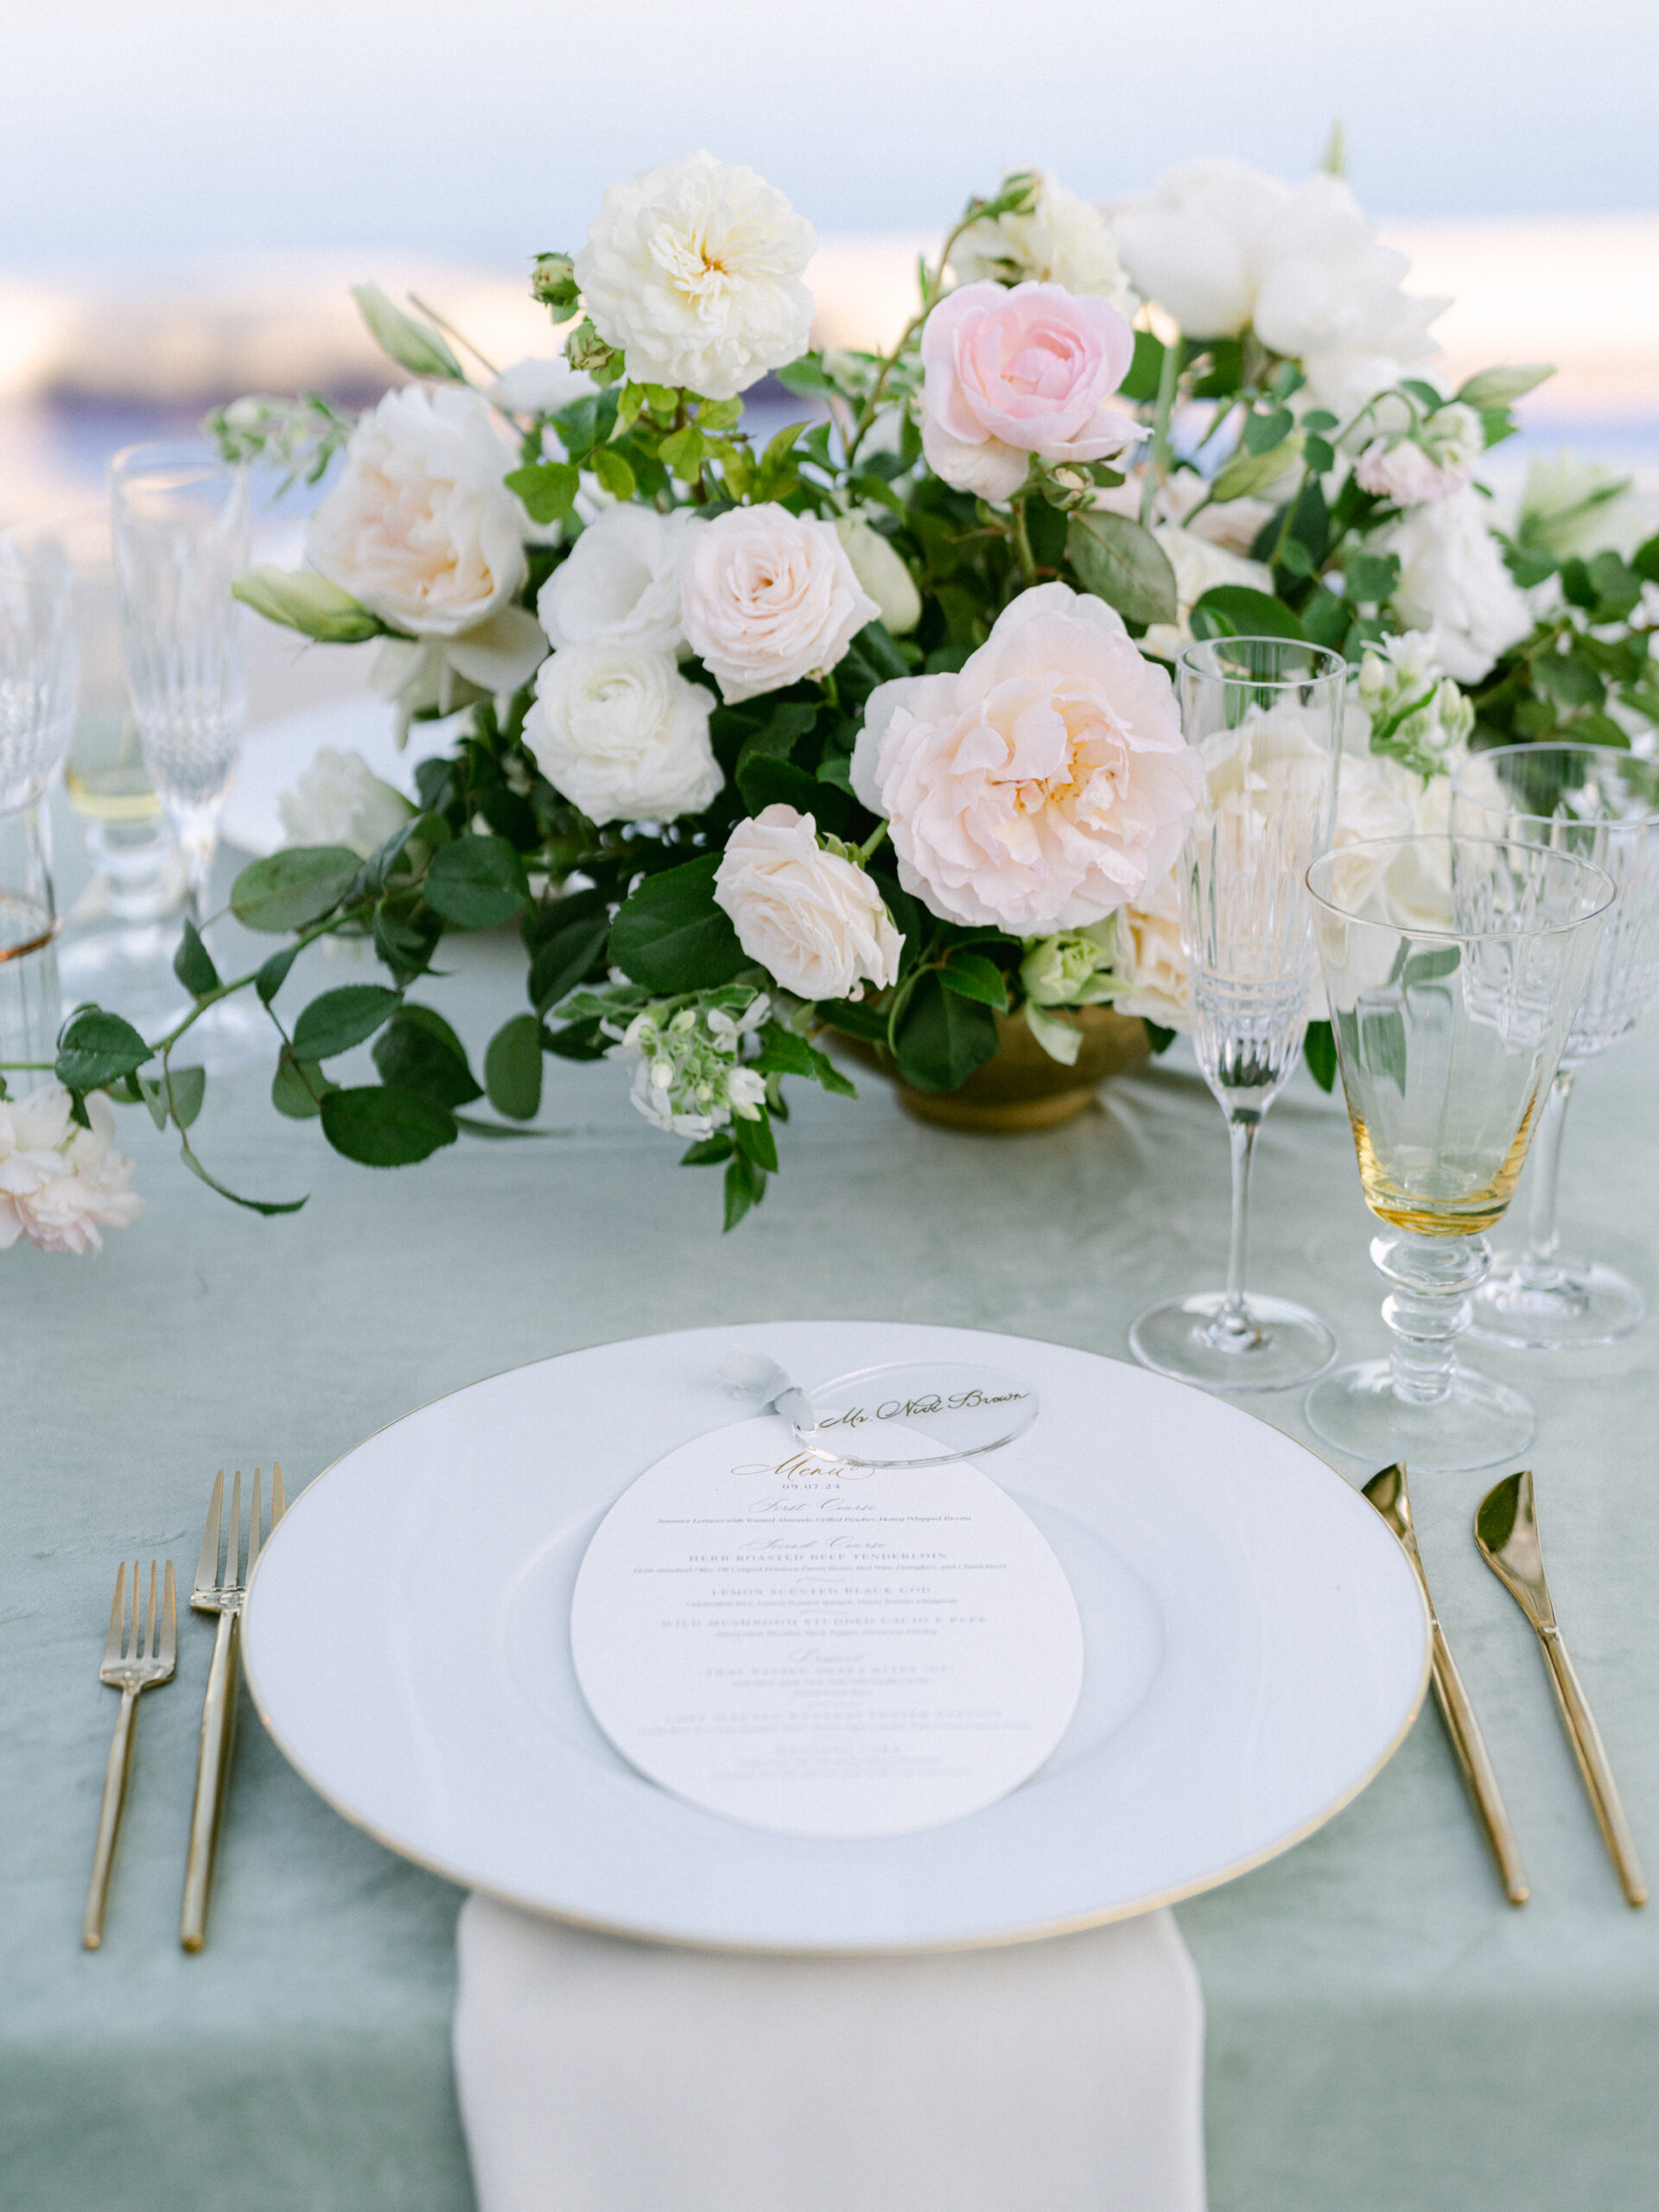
[{"x1": 836, "y1": 1007, "x2": 1151, "y2": 1135}]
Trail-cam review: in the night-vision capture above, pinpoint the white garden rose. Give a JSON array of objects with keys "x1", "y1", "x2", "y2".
[
  {"x1": 574, "y1": 151, "x2": 816, "y2": 401},
  {"x1": 681, "y1": 504, "x2": 879, "y2": 704},
  {"x1": 852, "y1": 583, "x2": 1200, "y2": 935},
  {"x1": 539, "y1": 505, "x2": 702, "y2": 657},
  {"x1": 951, "y1": 172, "x2": 1134, "y2": 311},
  {"x1": 306, "y1": 385, "x2": 527, "y2": 635},
  {"x1": 0, "y1": 1086, "x2": 143, "y2": 1255},
  {"x1": 714, "y1": 804, "x2": 903, "y2": 1003},
  {"x1": 524, "y1": 643, "x2": 721, "y2": 825},
  {"x1": 1112, "y1": 869, "x2": 1192, "y2": 1034},
  {"x1": 1379, "y1": 488, "x2": 1533, "y2": 683},
  {"x1": 277, "y1": 747, "x2": 414, "y2": 859},
  {"x1": 832, "y1": 515, "x2": 921, "y2": 637},
  {"x1": 1114, "y1": 161, "x2": 1446, "y2": 413}
]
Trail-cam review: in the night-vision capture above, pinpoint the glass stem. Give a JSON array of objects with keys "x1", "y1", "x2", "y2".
[
  {"x1": 1212, "y1": 1114, "x2": 1262, "y2": 1348},
  {"x1": 165, "y1": 800, "x2": 220, "y2": 923},
  {"x1": 1372, "y1": 1229, "x2": 1491, "y2": 1407},
  {"x1": 1516, "y1": 1067, "x2": 1575, "y2": 1289}
]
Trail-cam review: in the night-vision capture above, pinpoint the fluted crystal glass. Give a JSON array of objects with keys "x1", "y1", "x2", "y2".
[
  {"x1": 1129, "y1": 638, "x2": 1345, "y2": 1391},
  {"x1": 1304, "y1": 834, "x2": 1613, "y2": 1473},
  {"x1": 1450, "y1": 743, "x2": 1659, "y2": 1347},
  {"x1": 0, "y1": 522, "x2": 77, "y2": 1067},
  {"x1": 110, "y1": 441, "x2": 248, "y2": 918}
]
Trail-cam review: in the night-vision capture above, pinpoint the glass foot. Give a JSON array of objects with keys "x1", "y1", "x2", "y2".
[
  {"x1": 1129, "y1": 1292, "x2": 1337, "y2": 1393},
  {"x1": 1304, "y1": 1357, "x2": 1535, "y2": 1474},
  {"x1": 1469, "y1": 1252, "x2": 1645, "y2": 1351}
]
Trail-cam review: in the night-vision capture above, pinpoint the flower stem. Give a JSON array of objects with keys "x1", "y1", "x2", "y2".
[
  {"x1": 1138, "y1": 333, "x2": 1183, "y2": 528},
  {"x1": 1008, "y1": 497, "x2": 1038, "y2": 588}
]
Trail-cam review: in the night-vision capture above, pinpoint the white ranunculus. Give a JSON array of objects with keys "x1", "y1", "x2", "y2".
[
  {"x1": 714, "y1": 804, "x2": 903, "y2": 1003},
  {"x1": 1114, "y1": 161, "x2": 1446, "y2": 411},
  {"x1": 277, "y1": 747, "x2": 414, "y2": 859},
  {"x1": 575, "y1": 151, "x2": 816, "y2": 401},
  {"x1": 0, "y1": 1086, "x2": 143, "y2": 1255},
  {"x1": 853, "y1": 583, "x2": 1199, "y2": 935},
  {"x1": 489, "y1": 358, "x2": 594, "y2": 416},
  {"x1": 524, "y1": 642, "x2": 721, "y2": 825},
  {"x1": 537, "y1": 505, "x2": 701, "y2": 658},
  {"x1": 950, "y1": 172, "x2": 1134, "y2": 311},
  {"x1": 681, "y1": 504, "x2": 879, "y2": 704},
  {"x1": 1378, "y1": 488, "x2": 1533, "y2": 683},
  {"x1": 306, "y1": 385, "x2": 527, "y2": 636},
  {"x1": 833, "y1": 515, "x2": 921, "y2": 637},
  {"x1": 370, "y1": 606, "x2": 549, "y2": 741}
]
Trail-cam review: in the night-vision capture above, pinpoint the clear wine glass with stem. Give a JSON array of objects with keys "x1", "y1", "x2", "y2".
[
  {"x1": 0, "y1": 521, "x2": 77, "y2": 1071},
  {"x1": 1450, "y1": 741, "x2": 1659, "y2": 1347},
  {"x1": 1129, "y1": 637, "x2": 1347, "y2": 1392},
  {"x1": 1303, "y1": 833, "x2": 1614, "y2": 1474}
]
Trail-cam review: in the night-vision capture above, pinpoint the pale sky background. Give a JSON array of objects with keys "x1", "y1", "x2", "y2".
[{"x1": 3, "y1": 0, "x2": 1656, "y2": 267}]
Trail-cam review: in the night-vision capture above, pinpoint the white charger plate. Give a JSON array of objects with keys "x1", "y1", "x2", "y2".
[{"x1": 242, "y1": 1323, "x2": 1429, "y2": 1952}]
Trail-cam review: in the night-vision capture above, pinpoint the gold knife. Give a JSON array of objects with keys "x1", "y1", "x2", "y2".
[
  {"x1": 1364, "y1": 1465, "x2": 1529, "y2": 1905},
  {"x1": 1476, "y1": 1468, "x2": 1646, "y2": 1909}
]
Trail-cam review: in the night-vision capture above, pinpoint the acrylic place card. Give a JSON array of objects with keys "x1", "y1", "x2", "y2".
[{"x1": 570, "y1": 1416, "x2": 1084, "y2": 1839}]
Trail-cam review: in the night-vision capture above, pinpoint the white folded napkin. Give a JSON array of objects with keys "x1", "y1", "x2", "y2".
[{"x1": 454, "y1": 1894, "x2": 1205, "y2": 2212}]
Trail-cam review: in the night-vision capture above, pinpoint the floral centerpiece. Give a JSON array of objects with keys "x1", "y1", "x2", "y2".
[{"x1": 19, "y1": 143, "x2": 1659, "y2": 1242}]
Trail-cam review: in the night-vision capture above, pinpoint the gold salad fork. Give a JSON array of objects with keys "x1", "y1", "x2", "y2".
[
  {"x1": 83, "y1": 1559, "x2": 176, "y2": 1948},
  {"x1": 181, "y1": 1465, "x2": 284, "y2": 1952}
]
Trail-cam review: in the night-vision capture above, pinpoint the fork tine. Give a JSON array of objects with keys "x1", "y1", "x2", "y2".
[
  {"x1": 271, "y1": 1461, "x2": 285, "y2": 1529},
  {"x1": 127, "y1": 1560, "x2": 141, "y2": 1660},
  {"x1": 103, "y1": 1562, "x2": 127, "y2": 1667},
  {"x1": 247, "y1": 1469, "x2": 263, "y2": 1580},
  {"x1": 195, "y1": 1471, "x2": 224, "y2": 1592},
  {"x1": 145, "y1": 1560, "x2": 158, "y2": 1660},
  {"x1": 225, "y1": 1471, "x2": 241, "y2": 1590},
  {"x1": 161, "y1": 1560, "x2": 177, "y2": 1668}
]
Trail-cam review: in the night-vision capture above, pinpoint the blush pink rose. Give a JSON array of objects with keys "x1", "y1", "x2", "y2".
[
  {"x1": 851, "y1": 583, "x2": 1201, "y2": 934},
  {"x1": 919, "y1": 281, "x2": 1141, "y2": 503}
]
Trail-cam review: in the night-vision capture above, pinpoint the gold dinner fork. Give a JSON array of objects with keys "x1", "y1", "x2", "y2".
[
  {"x1": 83, "y1": 1559, "x2": 177, "y2": 1948},
  {"x1": 181, "y1": 1465, "x2": 284, "y2": 1952}
]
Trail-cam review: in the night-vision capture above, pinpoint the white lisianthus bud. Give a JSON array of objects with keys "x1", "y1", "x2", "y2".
[
  {"x1": 714, "y1": 805, "x2": 903, "y2": 1003},
  {"x1": 832, "y1": 516, "x2": 921, "y2": 637}
]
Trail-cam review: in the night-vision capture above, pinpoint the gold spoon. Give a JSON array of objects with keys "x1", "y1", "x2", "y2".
[
  {"x1": 1364, "y1": 1465, "x2": 1528, "y2": 1904},
  {"x1": 1475, "y1": 1469, "x2": 1646, "y2": 1908}
]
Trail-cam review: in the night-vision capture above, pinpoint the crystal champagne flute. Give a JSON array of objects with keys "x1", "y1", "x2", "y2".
[
  {"x1": 1450, "y1": 742, "x2": 1659, "y2": 1347},
  {"x1": 1304, "y1": 833, "x2": 1613, "y2": 1473},
  {"x1": 0, "y1": 522, "x2": 78, "y2": 1069},
  {"x1": 1129, "y1": 637, "x2": 1345, "y2": 1391}
]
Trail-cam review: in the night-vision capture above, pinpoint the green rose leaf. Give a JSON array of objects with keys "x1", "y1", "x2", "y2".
[
  {"x1": 350, "y1": 283, "x2": 465, "y2": 381},
  {"x1": 590, "y1": 445, "x2": 637, "y2": 499},
  {"x1": 722, "y1": 1149, "x2": 768, "y2": 1232},
  {"x1": 1343, "y1": 551, "x2": 1401, "y2": 607},
  {"x1": 291, "y1": 983, "x2": 403, "y2": 1062},
  {"x1": 732, "y1": 1109, "x2": 778, "y2": 1174},
  {"x1": 55, "y1": 1007, "x2": 153, "y2": 1090},
  {"x1": 1117, "y1": 329, "x2": 1166, "y2": 404},
  {"x1": 318, "y1": 1084, "x2": 459, "y2": 1166},
  {"x1": 136, "y1": 1064, "x2": 206, "y2": 1130},
  {"x1": 271, "y1": 1047, "x2": 337, "y2": 1121},
  {"x1": 735, "y1": 751, "x2": 852, "y2": 832},
  {"x1": 1303, "y1": 1018, "x2": 1338, "y2": 1093},
  {"x1": 372, "y1": 1005, "x2": 484, "y2": 1108},
  {"x1": 423, "y1": 836, "x2": 531, "y2": 930},
  {"x1": 939, "y1": 953, "x2": 1010, "y2": 1010},
  {"x1": 1189, "y1": 586, "x2": 1307, "y2": 643},
  {"x1": 231, "y1": 846, "x2": 362, "y2": 934},
  {"x1": 608, "y1": 853, "x2": 747, "y2": 992},
  {"x1": 484, "y1": 1013, "x2": 544, "y2": 1121},
  {"x1": 256, "y1": 941, "x2": 302, "y2": 1007},
  {"x1": 504, "y1": 460, "x2": 581, "y2": 525},
  {"x1": 1066, "y1": 512, "x2": 1179, "y2": 629},
  {"x1": 528, "y1": 911, "x2": 612, "y2": 1014},
  {"x1": 893, "y1": 971, "x2": 1000, "y2": 1093},
  {"x1": 172, "y1": 918, "x2": 219, "y2": 998}
]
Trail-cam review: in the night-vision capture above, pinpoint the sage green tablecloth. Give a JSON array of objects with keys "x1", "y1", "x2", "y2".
[{"x1": 5, "y1": 919, "x2": 1657, "y2": 2212}]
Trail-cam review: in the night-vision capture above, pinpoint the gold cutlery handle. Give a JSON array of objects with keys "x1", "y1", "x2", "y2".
[
  {"x1": 1540, "y1": 1629, "x2": 1647, "y2": 1908},
  {"x1": 82, "y1": 1684, "x2": 138, "y2": 1948},
  {"x1": 1428, "y1": 1624, "x2": 1529, "y2": 1905},
  {"x1": 181, "y1": 1609, "x2": 240, "y2": 1952}
]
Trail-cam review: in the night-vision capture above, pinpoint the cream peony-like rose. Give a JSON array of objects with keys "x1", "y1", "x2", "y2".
[
  {"x1": 950, "y1": 173, "x2": 1134, "y2": 310},
  {"x1": 1112, "y1": 869, "x2": 1192, "y2": 1033},
  {"x1": 574, "y1": 151, "x2": 816, "y2": 401},
  {"x1": 0, "y1": 1086, "x2": 143, "y2": 1255},
  {"x1": 714, "y1": 804, "x2": 903, "y2": 1002},
  {"x1": 852, "y1": 583, "x2": 1200, "y2": 935},
  {"x1": 919, "y1": 281, "x2": 1141, "y2": 504},
  {"x1": 1114, "y1": 161, "x2": 1446, "y2": 413},
  {"x1": 306, "y1": 385, "x2": 527, "y2": 636},
  {"x1": 681, "y1": 504, "x2": 878, "y2": 704},
  {"x1": 538, "y1": 505, "x2": 701, "y2": 657},
  {"x1": 277, "y1": 747, "x2": 414, "y2": 858},
  {"x1": 1379, "y1": 488, "x2": 1533, "y2": 683},
  {"x1": 524, "y1": 642, "x2": 721, "y2": 825}
]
